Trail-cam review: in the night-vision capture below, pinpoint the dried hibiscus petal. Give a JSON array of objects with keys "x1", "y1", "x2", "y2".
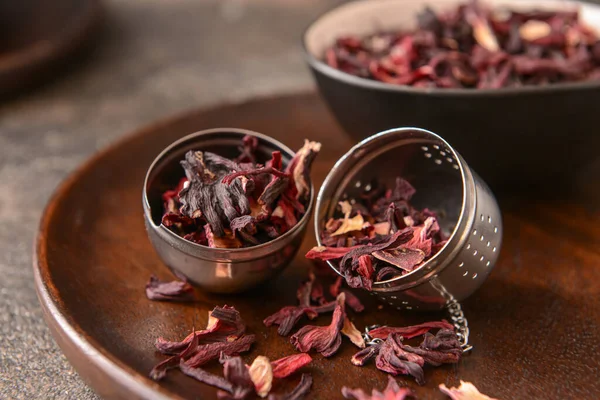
[
  {"x1": 179, "y1": 362, "x2": 234, "y2": 392},
  {"x1": 439, "y1": 381, "x2": 498, "y2": 400},
  {"x1": 375, "y1": 334, "x2": 425, "y2": 385},
  {"x1": 248, "y1": 356, "x2": 274, "y2": 398},
  {"x1": 342, "y1": 376, "x2": 415, "y2": 400},
  {"x1": 155, "y1": 305, "x2": 245, "y2": 354},
  {"x1": 263, "y1": 306, "x2": 318, "y2": 336},
  {"x1": 341, "y1": 317, "x2": 365, "y2": 349},
  {"x1": 183, "y1": 334, "x2": 256, "y2": 368},
  {"x1": 351, "y1": 342, "x2": 382, "y2": 366},
  {"x1": 290, "y1": 293, "x2": 345, "y2": 357},
  {"x1": 218, "y1": 354, "x2": 255, "y2": 400},
  {"x1": 372, "y1": 248, "x2": 425, "y2": 272},
  {"x1": 402, "y1": 329, "x2": 462, "y2": 366},
  {"x1": 268, "y1": 373, "x2": 313, "y2": 400},
  {"x1": 330, "y1": 277, "x2": 365, "y2": 312},
  {"x1": 270, "y1": 353, "x2": 313, "y2": 379},
  {"x1": 368, "y1": 320, "x2": 454, "y2": 340},
  {"x1": 145, "y1": 275, "x2": 194, "y2": 302},
  {"x1": 150, "y1": 330, "x2": 199, "y2": 380}
]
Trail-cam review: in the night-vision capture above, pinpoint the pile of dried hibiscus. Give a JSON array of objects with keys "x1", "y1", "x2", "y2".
[
  {"x1": 264, "y1": 272, "x2": 461, "y2": 386},
  {"x1": 150, "y1": 305, "x2": 314, "y2": 399},
  {"x1": 325, "y1": 0, "x2": 600, "y2": 88},
  {"x1": 306, "y1": 177, "x2": 447, "y2": 290},
  {"x1": 161, "y1": 136, "x2": 320, "y2": 248}
]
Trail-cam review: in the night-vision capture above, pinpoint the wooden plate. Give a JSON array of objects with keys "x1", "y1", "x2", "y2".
[
  {"x1": 34, "y1": 92, "x2": 600, "y2": 399},
  {"x1": 0, "y1": 0, "x2": 102, "y2": 96}
]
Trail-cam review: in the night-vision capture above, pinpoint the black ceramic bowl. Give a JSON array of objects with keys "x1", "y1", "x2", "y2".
[{"x1": 303, "y1": 0, "x2": 600, "y2": 191}]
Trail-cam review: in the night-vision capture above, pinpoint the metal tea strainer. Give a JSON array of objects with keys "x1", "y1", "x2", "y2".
[{"x1": 314, "y1": 127, "x2": 503, "y2": 351}]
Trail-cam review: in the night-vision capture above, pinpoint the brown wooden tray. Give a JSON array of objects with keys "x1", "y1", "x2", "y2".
[{"x1": 34, "y1": 92, "x2": 600, "y2": 399}]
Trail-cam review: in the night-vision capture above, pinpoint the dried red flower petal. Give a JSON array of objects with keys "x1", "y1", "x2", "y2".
[
  {"x1": 285, "y1": 140, "x2": 321, "y2": 200},
  {"x1": 268, "y1": 373, "x2": 313, "y2": 400},
  {"x1": 342, "y1": 376, "x2": 415, "y2": 400},
  {"x1": 368, "y1": 320, "x2": 454, "y2": 340},
  {"x1": 184, "y1": 335, "x2": 256, "y2": 368},
  {"x1": 330, "y1": 277, "x2": 365, "y2": 313},
  {"x1": 218, "y1": 354, "x2": 255, "y2": 400},
  {"x1": 270, "y1": 353, "x2": 313, "y2": 379},
  {"x1": 248, "y1": 356, "x2": 274, "y2": 398},
  {"x1": 439, "y1": 381, "x2": 498, "y2": 400},
  {"x1": 263, "y1": 306, "x2": 318, "y2": 336},
  {"x1": 156, "y1": 305, "x2": 245, "y2": 354},
  {"x1": 150, "y1": 330, "x2": 200, "y2": 380},
  {"x1": 290, "y1": 293, "x2": 345, "y2": 357},
  {"x1": 372, "y1": 248, "x2": 425, "y2": 272},
  {"x1": 305, "y1": 245, "x2": 358, "y2": 261},
  {"x1": 341, "y1": 317, "x2": 365, "y2": 348},
  {"x1": 236, "y1": 135, "x2": 259, "y2": 163},
  {"x1": 145, "y1": 275, "x2": 194, "y2": 302},
  {"x1": 179, "y1": 361, "x2": 235, "y2": 393},
  {"x1": 351, "y1": 342, "x2": 382, "y2": 366},
  {"x1": 402, "y1": 329, "x2": 462, "y2": 366},
  {"x1": 375, "y1": 334, "x2": 425, "y2": 385}
]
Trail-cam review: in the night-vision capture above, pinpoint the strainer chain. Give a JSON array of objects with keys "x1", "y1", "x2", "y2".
[
  {"x1": 447, "y1": 298, "x2": 472, "y2": 352},
  {"x1": 362, "y1": 324, "x2": 384, "y2": 346}
]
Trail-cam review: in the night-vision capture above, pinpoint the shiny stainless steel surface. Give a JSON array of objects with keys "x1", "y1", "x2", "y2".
[
  {"x1": 315, "y1": 127, "x2": 502, "y2": 310},
  {"x1": 143, "y1": 128, "x2": 313, "y2": 293}
]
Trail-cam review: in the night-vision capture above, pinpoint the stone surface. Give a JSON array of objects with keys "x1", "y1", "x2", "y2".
[{"x1": 0, "y1": 0, "x2": 341, "y2": 398}]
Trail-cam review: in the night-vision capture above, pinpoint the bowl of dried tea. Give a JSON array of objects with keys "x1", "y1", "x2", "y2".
[
  {"x1": 143, "y1": 128, "x2": 320, "y2": 293},
  {"x1": 302, "y1": 0, "x2": 600, "y2": 191}
]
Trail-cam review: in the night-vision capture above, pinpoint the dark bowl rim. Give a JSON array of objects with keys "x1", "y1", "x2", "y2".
[
  {"x1": 143, "y1": 127, "x2": 315, "y2": 256},
  {"x1": 301, "y1": 0, "x2": 600, "y2": 97}
]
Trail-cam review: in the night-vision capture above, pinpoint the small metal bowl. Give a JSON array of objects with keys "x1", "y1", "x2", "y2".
[{"x1": 143, "y1": 128, "x2": 314, "y2": 293}]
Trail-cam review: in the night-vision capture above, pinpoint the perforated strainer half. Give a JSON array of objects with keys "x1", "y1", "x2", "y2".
[{"x1": 314, "y1": 127, "x2": 503, "y2": 350}]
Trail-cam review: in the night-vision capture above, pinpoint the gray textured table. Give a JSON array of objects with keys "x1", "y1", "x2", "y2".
[{"x1": 0, "y1": 1, "x2": 341, "y2": 398}]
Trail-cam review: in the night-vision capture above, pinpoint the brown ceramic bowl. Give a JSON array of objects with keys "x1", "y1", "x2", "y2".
[{"x1": 302, "y1": 0, "x2": 600, "y2": 191}]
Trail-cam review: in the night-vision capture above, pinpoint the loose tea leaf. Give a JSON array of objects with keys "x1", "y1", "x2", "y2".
[
  {"x1": 145, "y1": 275, "x2": 195, "y2": 302},
  {"x1": 290, "y1": 293, "x2": 346, "y2": 357},
  {"x1": 271, "y1": 354, "x2": 313, "y2": 379},
  {"x1": 342, "y1": 376, "x2": 415, "y2": 400},
  {"x1": 439, "y1": 381, "x2": 499, "y2": 400},
  {"x1": 161, "y1": 136, "x2": 320, "y2": 248},
  {"x1": 268, "y1": 373, "x2": 313, "y2": 400},
  {"x1": 324, "y1": 1, "x2": 600, "y2": 88},
  {"x1": 307, "y1": 176, "x2": 447, "y2": 290}
]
